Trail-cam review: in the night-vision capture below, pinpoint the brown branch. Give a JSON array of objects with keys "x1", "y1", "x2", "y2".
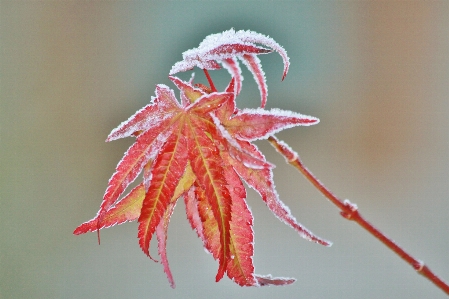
[{"x1": 267, "y1": 135, "x2": 449, "y2": 296}]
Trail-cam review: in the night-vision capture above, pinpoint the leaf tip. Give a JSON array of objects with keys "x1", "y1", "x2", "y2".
[
  {"x1": 281, "y1": 65, "x2": 289, "y2": 81},
  {"x1": 72, "y1": 226, "x2": 84, "y2": 235},
  {"x1": 255, "y1": 274, "x2": 296, "y2": 286},
  {"x1": 215, "y1": 261, "x2": 227, "y2": 282}
]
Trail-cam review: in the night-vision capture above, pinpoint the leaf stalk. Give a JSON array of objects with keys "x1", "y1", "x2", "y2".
[{"x1": 203, "y1": 69, "x2": 217, "y2": 92}]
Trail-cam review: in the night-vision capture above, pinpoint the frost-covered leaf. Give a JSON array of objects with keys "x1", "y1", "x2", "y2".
[
  {"x1": 187, "y1": 116, "x2": 232, "y2": 281},
  {"x1": 194, "y1": 182, "x2": 221, "y2": 260},
  {"x1": 107, "y1": 85, "x2": 182, "y2": 141},
  {"x1": 156, "y1": 201, "x2": 177, "y2": 289},
  {"x1": 75, "y1": 30, "x2": 326, "y2": 288},
  {"x1": 73, "y1": 183, "x2": 145, "y2": 235},
  {"x1": 228, "y1": 151, "x2": 331, "y2": 246},
  {"x1": 240, "y1": 54, "x2": 268, "y2": 107},
  {"x1": 223, "y1": 108, "x2": 319, "y2": 141},
  {"x1": 184, "y1": 185, "x2": 206, "y2": 244},
  {"x1": 221, "y1": 57, "x2": 243, "y2": 96},
  {"x1": 138, "y1": 122, "x2": 188, "y2": 256},
  {"x1": 170, "y1": 28, "x2": 290, "y2": 107},
  {"x1": 169, "y1": 75, "x2": 204, "y2": 104},
  {"x1": 221, "y1": 160, "x2": 257, "y2": 286},
  {"x1": 98, "y1": 122, "x2": 174, "y2": 221}
]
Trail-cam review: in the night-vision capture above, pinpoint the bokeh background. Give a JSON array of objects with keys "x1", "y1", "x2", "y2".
[{"x1": 1, "y1": 1, "x2": 449, "y2": 298}]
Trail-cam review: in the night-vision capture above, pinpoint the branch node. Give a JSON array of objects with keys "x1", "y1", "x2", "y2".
[
  {"x1": 413, "y1": 260, "x2": 425, "y2": 272},
  {"x1": 340, "y1": 199, "x2": 359, "y2": 220},
  {"x1": 268, "y1": 136, "x2": 298, "y2": 162}
]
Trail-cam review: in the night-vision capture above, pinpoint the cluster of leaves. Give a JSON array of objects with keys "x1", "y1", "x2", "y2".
[{"x1": 74, "y1": 29, "x2": 330, "y2": 288}]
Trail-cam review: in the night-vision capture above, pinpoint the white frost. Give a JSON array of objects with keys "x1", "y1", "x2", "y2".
[
  {"x1": 169, "y1": 28, "x2": 290, "y2": 83},
  {"x1": 230, "y1": 107, "x2": 319, "y2": 142},
  {"x1": 221, "y1": 57, "x2": 243, "y2": 95},
  {"x1": 238, "y1": 54, "x2": 267, "y2": 107}
]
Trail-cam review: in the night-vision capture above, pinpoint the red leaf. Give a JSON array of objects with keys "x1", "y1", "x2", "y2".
[
  {"x1": 169, "y1": 28, "x2": 290, "y2": 93},
  {"x1": 187, "y1": 116, "x2": 232, "y2": 282},
  {"x1": 215, "y1": 78, "x2": 237, "y2": 122},
  {"x1": 222, "y1": 58, "x2": 242, "y2": 96},
  {"x1": 155, "y1": 167, "x2": 196, "y2": 288},
  {"x1": 170, "y1": 43, "x2": 271, "y2": 75},
  {"x1": 211, "y1": 122, "x2": 273, "y2": 170},
  {"x1": 156, "y1": 201, "x2": 177, "y2": 289},
  {"x1": 75, "y1": 29, "x2": 326, "y2": 288},
  {"x1": 98, "y1": 121, "x2": 174, "y2": 220},
  {"x1": 172, "y1": 163, "x2": 196, "y2": 202},
  {"x1": 73, "y1": 183, "x2": 145, "y2": 235},
  {"x1": 240, "y1": 54, "x2": 268, "y2": 107},
  {"x1": 138, "y1": 122, "x2": 188, "y2": 256},
  {"x1": 224, "y1": 108, "x2": 319, "y2": 141},
  {"x1": 107, "y1": 85, "x2": 181, "y2": 141},
  {"x1": 194, "y1": 183, "x2": 221, "y2": 260},
  {"x1": 184, "y1": 185, "x2": 205, "y2": 243},
  {"x1": 205, "y1": 43, "x2": 272, "y2": 60},
  {"x1": 222, "y1": 158, "x2": 298, "y2": 287},
  {"x1": 169, "y1": 76, "x2": 204, "y2": 104},
  {"x1": 234, "y1": 30, "x2": 290, "y2": 80},
  {"x1": 228, "y1": 151, "x2": 331, "y2": 246},
  {"x1": 222, "y1": 161, "x2": 258, "y2": 286},
  {"x1": 143, "y1": 160, "x2": 153, "y2": 192},
  {"x1": 187, "y1": 92, "x2": 233, "y2": 115},
  {"x1": 170, "y1": 76, "x2": 234, "y2": 115}
]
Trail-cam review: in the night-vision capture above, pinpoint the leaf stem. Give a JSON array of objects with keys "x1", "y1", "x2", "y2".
[
  {"x1": 267, "y1": 135, "x2": 449, "y2": 296},
  {"x1": 203, "y1": 69, "x2": 217, "y2": 92}
]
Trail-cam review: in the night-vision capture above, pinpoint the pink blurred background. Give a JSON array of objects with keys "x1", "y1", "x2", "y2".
[{"x1": 1, "y1": 1, "x2": 448, "y2": 298}]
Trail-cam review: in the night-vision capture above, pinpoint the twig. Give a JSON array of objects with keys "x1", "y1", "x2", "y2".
[
  {"x1": 203, "y1": 69, "x2": 217, "y2": 92},
  {"x1": 267, "y1": 135, "x2": 449, "y2": 296}
]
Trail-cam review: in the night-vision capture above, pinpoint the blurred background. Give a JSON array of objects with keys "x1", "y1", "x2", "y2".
[{"x1": 1, "y1": 1, "x2": 448, "y2": 298}]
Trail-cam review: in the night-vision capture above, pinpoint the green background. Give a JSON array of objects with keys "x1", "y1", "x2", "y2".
[{"x1": 1, "y1": 1, "x2": 449, "y2": 298}]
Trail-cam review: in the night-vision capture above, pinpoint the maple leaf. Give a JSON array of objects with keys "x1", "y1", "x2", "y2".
[
  {"x1": 170, "y1": 28, "x2": 289, "y2": 108},
  {"x1": 74, "y1": 29, "x2": 331, "y2": 288}
]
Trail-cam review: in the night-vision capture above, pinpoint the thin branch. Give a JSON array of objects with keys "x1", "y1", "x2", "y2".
[
  {"x1": 267, "y1": 135, "x2": 449, "y2": 296},
  {"x1": 203, "y1": 69, "x2": 217, "y2": 92}
]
